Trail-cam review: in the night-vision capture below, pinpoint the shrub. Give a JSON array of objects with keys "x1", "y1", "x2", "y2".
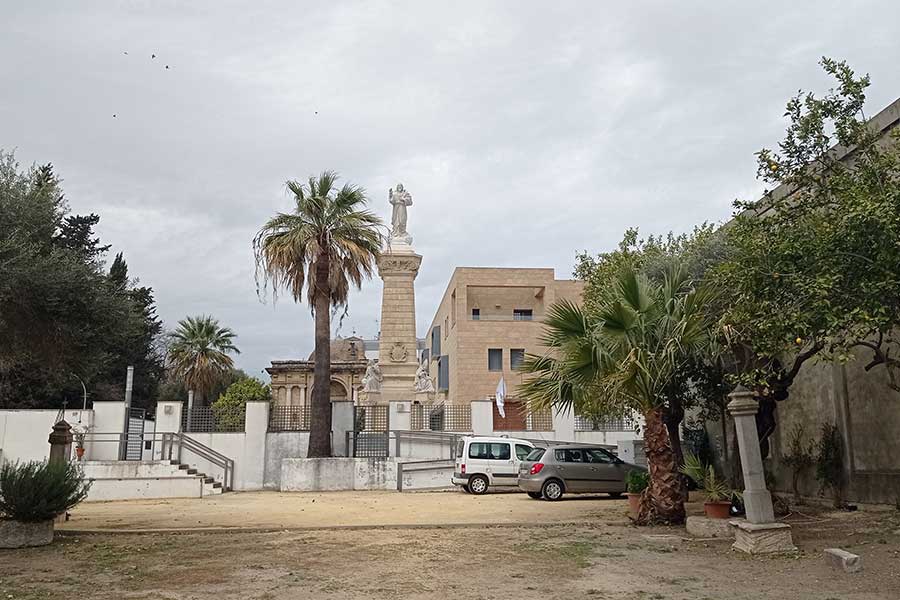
[
  {"x1": 212, "y1": 377, "x2": 271, "y2": 430},
  {"x1": 679, "y1": 452, "x2": 731, "y2": 502},
  {"x1": 0, "y1": 460, "x2": 91, "y2": 522},
  {"x1": 625, "y1": 469, "x2": 650, "y2": 494},
  {"x1": 782, "y1": 423, "x2": 814, "y2": 504},
  {"x1": 815, "y1": 423, "x2": 845, "y2": 508}
]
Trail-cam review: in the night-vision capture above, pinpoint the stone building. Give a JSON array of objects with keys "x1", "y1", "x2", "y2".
[
  {"x1": 425, "y1": 267, "x2": 583, "y2": 407},
  {"x1": 267, "y1": 336, "x2": 368, "y2": 406}
]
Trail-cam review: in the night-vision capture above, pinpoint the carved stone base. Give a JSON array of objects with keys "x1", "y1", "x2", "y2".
[{"x1": 730, "y1": 520, "x2": 797, "y2": 555}]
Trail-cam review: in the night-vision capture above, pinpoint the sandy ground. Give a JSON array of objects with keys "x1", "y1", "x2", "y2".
[
  {"x1": 2, "y1": 492, "x2": 898, "y2": 599},
  {"x1": 58, "y1": 489, "x2": 629, "y2": 531}
]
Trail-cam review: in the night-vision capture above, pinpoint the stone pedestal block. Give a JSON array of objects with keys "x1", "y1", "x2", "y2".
[
  {"x1": 0, "y1": 520, "x2": 54, "y2": 549},
  {"x1": 730, "y1": 520, "x2": 796, "y2": 554},
  {"x1": 824, "y1": 548, "x2": 862, "y2": 573},
  {"x1": 686, "y1": 516, "x2": 736, "y2": 539},
  {"x1": 376, "y1": 246, "x2": 422, "y2": 403}
]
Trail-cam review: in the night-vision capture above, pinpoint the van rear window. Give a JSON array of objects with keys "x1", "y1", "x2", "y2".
[{"x1": 468, "y1": 442, "x2": 511, "y2": 460}]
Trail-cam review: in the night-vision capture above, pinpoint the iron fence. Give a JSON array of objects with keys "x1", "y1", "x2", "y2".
[
  {"x1": 269, "y1": 405, "x2": 311, "y2": 432},
  {"x1": 354, "y1": 405, "x2": 389, "y2": 432},
  {"x1": 182, "y1": 405, "x2": 246, "y2": 433},
  {"x1": 526, "y1": 408, "x2": 554, "y2": 431},
  {"x1": 410, "y1": 403, "x2": 471, "y2": 432},
  {"x1": 574, "y1": 415, "x2": 637, "y2": 432}
]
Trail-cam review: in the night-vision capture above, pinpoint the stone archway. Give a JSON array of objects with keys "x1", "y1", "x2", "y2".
[{"x1": 329, "y1": 380, "x2": 348, "y2": 402}]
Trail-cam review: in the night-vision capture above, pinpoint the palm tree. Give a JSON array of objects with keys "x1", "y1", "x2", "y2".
[
  {"x1": 253, "y1": 171, "x2": 383, "y2": 458},
  {"x1": 519, "y1": 265, "x2": 716, "y2": 524},
  {"x1": 167, "y1": 315, "x2": 240, "y2": 405}
]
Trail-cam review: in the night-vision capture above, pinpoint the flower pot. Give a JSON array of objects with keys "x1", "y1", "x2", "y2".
[
  {"x1": 626, "y1": 493, "x2": 642, "y2": 518},
  {"x1": 703, "y1": 501, "x2": 732, "y2": 519},
  {"x1": 0, "y1": 519, "x2": 54, "y2": 549},
  {"x1": 75, "y1": 447, "x2": 86, "y2": 460}
]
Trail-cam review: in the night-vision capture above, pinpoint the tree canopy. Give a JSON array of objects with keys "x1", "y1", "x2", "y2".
[{"x1": 0, "y1": 151, "x2": 165, "y2": 409}]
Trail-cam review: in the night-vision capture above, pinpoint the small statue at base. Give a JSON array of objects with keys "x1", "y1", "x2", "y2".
[
  {"x1": 413, "y1": 362, "x2": 435, "y2": 393},
  {"x1": 362, "y1": 360, "x2": 383, "y2": 393}
]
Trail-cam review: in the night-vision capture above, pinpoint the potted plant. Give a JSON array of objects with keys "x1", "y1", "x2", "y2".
[
  {"x1": 0, "y1": 460, "x2": 91, "y2": 548},
  {"x1": 625, "y1": 469, "x2": 650, "y2": 518},
  {"x1": 72, "y1": 426, "x2": 88, "y2": 460},
  {"x1": 680, "y1": 453, "x2": 732, "y2": 519}
]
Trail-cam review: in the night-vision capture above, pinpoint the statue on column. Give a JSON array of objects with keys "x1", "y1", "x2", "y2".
[
  {"x1": 389, "y1": 183, "x2": 413, "y2": 245},
  {"x1": 413, "y1": 362, "x2": 435, "y2": 393},
  {"x1": 361, "y1": 360, "x2": 383, "y2": 393}
]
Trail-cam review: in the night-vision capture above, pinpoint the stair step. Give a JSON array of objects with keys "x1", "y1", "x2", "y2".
[
  {"x1": 178, "y1": 464, "x2": 189, "y2": 470},
  {"x1": 203, "y1": 477, "x2": 214, "y2": 484},
  {"x1": 212, "y1": 482, "x2": 222, "y2": 489}
]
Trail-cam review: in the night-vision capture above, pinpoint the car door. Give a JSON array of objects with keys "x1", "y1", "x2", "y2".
[
  {"x1": 557, "y1": 448, "x2": 593, "y2": 492},
  {"x1": 585, "y1": 448, "x2": 624, "y2": 492},
  {"x1": 489, "y1": 442, "x2": 517, "y2": 485}
]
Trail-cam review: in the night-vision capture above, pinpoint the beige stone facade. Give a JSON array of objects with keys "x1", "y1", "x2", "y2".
[
  {"x1": 425, "y1": 267, "x2": 583, "y2": 405},
  {"x1": 267, "y1": 337, "x2": 367, "y2": 406}
]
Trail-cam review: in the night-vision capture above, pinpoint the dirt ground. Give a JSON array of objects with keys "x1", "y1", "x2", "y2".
[
  {"x1": 2, "y1": 492, "x2": 899, "y2": 599},
  {"x1": 57, "y1": 490, "x2": 627, "y2": 531}
]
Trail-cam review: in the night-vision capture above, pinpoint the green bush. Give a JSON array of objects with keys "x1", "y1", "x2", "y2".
[
  {"x1": 816, "y1": 423, "x2": 845, "y2": 508},
  {"x1": 625, "y1": 469, "x2": 650, "y2": 493},
  {"x1": 0, "y1": 460, "x2": 91, "y2": 522},
  {"x1": 212, "y1": 377, "x2": 271, "y2": 430},
  {"x1": 679, "y1": 452, "x2": 731, "y2": 502}
]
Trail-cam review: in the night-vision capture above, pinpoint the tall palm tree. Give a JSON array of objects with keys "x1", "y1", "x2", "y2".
[
  {"x1": 253, "y1": 171, "x2": 383, "y2": 458},
  {"x1": 520, "y1": 265, "x2": 716, "y2": 524},
  {"x1": 168, "y1": 315, "x2": 240, "y2": 405}
]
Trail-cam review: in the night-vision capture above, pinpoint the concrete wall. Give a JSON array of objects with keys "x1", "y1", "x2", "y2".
[
  {"x1": 281, "y1": 457, "x2": 398, "y2": 491},
  {"x1": 82, "y1": 460, "x2": 205, "y2": 501},
  {"x1": 0, "y1": 409, "x2": 93, "y2": 464},
  {"x1": 263, "y1": 431, "x2": 310, "y2": 490},
  {"x1": 766, "y1": 350, "x2": 900, "y2": 505}
]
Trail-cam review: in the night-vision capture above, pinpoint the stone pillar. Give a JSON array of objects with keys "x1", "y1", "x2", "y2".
[
  {"x1": 553, "y1": 405, "x2": 575, "y2": 442},
  {"x1": 48, "y1": 420, "x2": 73, "y2": 465},
  {"x1": 242, "y1": 401, "x2": 270, "y2": 490},
  {"x1": 376, "y1": 245, "x2": 422, "y2": 403},
  {"x1": 331, "y1": 400, "x2": 355, "y2": 457},
  {"x1": 389, "y1": 401, "x2": 412, "y2": 431},
  {"x1": 154, "y1": 401, "x2": 183, "y2": 460},
  {"x1": 471, "y1": 400, "x2": 494, "y2": 435},
  {"x1": 727, "y1": 385, "x2": 796, "y2": 554}
]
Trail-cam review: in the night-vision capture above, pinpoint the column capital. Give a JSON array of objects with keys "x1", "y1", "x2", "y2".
[{"x1": 727, "y1": 385, "x2": 758, "y2": 417}]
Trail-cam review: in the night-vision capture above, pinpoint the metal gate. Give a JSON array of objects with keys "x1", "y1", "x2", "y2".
[
  {"x1": 122, "y1": 407, "x2": 145, "y2": 461},
  {"x1": 353, "y1": 405, "x2": 389, "y2": 458}
]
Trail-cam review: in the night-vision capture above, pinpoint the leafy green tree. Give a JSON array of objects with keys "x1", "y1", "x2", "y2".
[
  {"x1": 253, "y1": 171, "x2": 383, "y2": 458},
  {"x1": 716, "y1": 58, "x2": 900, "y2": 456},
  {"x1": 167, "y1": 316, "x2": 240, "y2": 405},
  {"x1": 520, "y1": 265, "x2": 717, "y2": 524},
  {"x1": 0, "y1": 152, "x2": 164, "y2": 408},
  {"x1": 212, "y1": 377, "x2": 271, "y2": 430}
]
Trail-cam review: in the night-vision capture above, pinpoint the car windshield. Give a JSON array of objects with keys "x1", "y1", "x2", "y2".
[{"x1": 524, "y1": 448, "x2": 545, "y2": 462}]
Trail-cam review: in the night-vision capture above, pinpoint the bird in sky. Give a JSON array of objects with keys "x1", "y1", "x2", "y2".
[
  {"x1": 113, "y1": 114, "x2": 117, "y2": 118},
  {"x1": 151, "y1": 53, "x2": 156, "y2": 59},
  {"x1": 123, "y1": 51, "x2": 128, "y2": 55}
]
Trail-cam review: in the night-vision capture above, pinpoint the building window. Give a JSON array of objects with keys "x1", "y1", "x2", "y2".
[
  {"x1": 513, "y1": 309, "x2": 533, "y2": 321},
  {"x1": 438, "y1": 356, "x2": 449, "y2": 391},
  {"x1": 488, "y1": 348, "x2": 503, "y2": 371},
  {"x1": 471, "y1": 308, "x2": 480, "y2": 320},
  {"x1": 431, "y1": 326, "x2": 441, "y2": 356},
  {"x1": 451, "y1": 290, "x2": 457, "y2": 328},
  {"x1": 444, "y1": 317, "x2": 448, "y2": 338},
  {"x1": 510, "y1": 348, "x2": 525, "y2": 370}
]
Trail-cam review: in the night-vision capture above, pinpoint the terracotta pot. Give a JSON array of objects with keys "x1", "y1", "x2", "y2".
[
  {"x1": 703, "y1": 500, "x2": 732, "y2": 519},
  {"x1": 626, "y1": 493, "x2": 642, "y2": 518},
  {"x1": 75, "y1": 447, "x2": 85, "y2": 460}
]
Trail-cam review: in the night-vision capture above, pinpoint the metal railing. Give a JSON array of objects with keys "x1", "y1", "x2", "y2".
[
  {"x1": 182, "y1": 405, "x2": 246, "y2": 433},
  {"x1": 161, "y1": 432, "x2": 235, "y2": 491},
  {"x1": 269, "y1": 405, "x2": 310, "y2": 431},
  {"x1": 410, "y1": 403, "x2": 472, "y2": 432},
  {"x1": 574, "y1": 415, "x2": 637, "y2": 432}
]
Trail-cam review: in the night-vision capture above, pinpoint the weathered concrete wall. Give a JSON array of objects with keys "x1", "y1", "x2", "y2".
[
  {"x1": 280, "y1": 458, "x2": 398, "y2": 491},
  {"x1": 81, "y1": 460, "x2": 206, "y2": 501},
  {"x1": 263, "y1": 431, "x2": 310, "y2": 490}
]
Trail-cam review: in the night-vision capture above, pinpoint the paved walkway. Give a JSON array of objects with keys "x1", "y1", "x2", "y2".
[{"x1": 60, "y1": 490, "x2": 629, "y2": 532}]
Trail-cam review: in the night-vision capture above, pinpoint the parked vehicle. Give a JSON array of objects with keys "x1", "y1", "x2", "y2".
[
  {"x1": 452, "y1": 436, "x2": 536, "y2": 495},
  {"x1": 517, "y1": 444, "x2": 646, "y2": 501}
]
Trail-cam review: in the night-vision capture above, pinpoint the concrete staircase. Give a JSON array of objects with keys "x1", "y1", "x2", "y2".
[{"x1": 81, "y1": 460, "x2": 225, "y2": 501}]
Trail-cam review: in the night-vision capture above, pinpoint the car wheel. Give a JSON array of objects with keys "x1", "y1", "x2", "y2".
[
  {"x1": 468, "y1": 474, "x2": 489, "y2": 495},
  {"x1": 462, "y1": 484, "x2": 472, "y2": 494},
  {"x1": 608, "y1": 491, "x2": 623, "y2": 498},
  {"x1": 527, "y1": 492, "x2": 543, "y2": 500},
  {"x1": 542, "y1": 479, "x2": 564, "y2": 501}
]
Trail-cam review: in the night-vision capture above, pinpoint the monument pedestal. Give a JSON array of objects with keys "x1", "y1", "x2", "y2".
[
  {"x1": 730, "y1": 521, "x2": 797, "y2": 555},
  {"x1": 376, "y1": 241, "x2": 422, "y2": 403}
]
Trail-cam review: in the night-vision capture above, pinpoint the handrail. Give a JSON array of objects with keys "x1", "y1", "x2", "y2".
[{"x1": 161, "y1": 432, "x2": 235, "y2": 491}]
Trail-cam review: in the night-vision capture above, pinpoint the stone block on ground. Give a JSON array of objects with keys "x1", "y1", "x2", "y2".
[
  {"x1": 824, "y1": 548, "x2": 862, "y2": 573},
  {"x1": 686, "y1": 515, "x2": 736, "y2": 539},
  {"x1": 730, "y1": 520, "x2": 797, "y2": 555}
]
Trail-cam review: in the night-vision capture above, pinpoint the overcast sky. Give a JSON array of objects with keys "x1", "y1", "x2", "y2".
[{"x1": 4, "y1": 1, "x2": 900, "y2": 381}]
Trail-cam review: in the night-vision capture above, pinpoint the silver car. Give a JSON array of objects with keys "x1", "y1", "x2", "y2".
[{"x1": 517, "y1": 445, "x2": 646, "y2": 501}]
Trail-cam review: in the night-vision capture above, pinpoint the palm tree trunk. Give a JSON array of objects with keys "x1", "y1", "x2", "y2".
[
  {"x1": 636, "y1": 407, "x2": 686, "y2": 525},
  {"x1": 307, "y1": 255, "x2": 333, "y2": 458}
]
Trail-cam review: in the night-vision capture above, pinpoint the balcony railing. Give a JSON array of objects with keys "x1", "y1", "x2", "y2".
[{"x1": 469, "y1": 314, "x2": 541, "y2": 322}]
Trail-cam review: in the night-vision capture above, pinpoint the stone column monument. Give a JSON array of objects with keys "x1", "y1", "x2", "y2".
[
  {"x1": 371, "y1": 183, "x2": 421, "y2": 404},
  {"x1": 728, "y1": 385, "x2": 796, "y2": 554}
]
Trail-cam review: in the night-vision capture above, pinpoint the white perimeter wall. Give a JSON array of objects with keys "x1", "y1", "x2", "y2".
[{"x1": 0, "y1": 409, "x2": 93, "y2": 464}]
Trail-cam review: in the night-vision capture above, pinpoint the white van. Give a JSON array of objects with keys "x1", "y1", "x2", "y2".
[{"x1": 451, "y1": 436, "x2": 536, "y2": 495}]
